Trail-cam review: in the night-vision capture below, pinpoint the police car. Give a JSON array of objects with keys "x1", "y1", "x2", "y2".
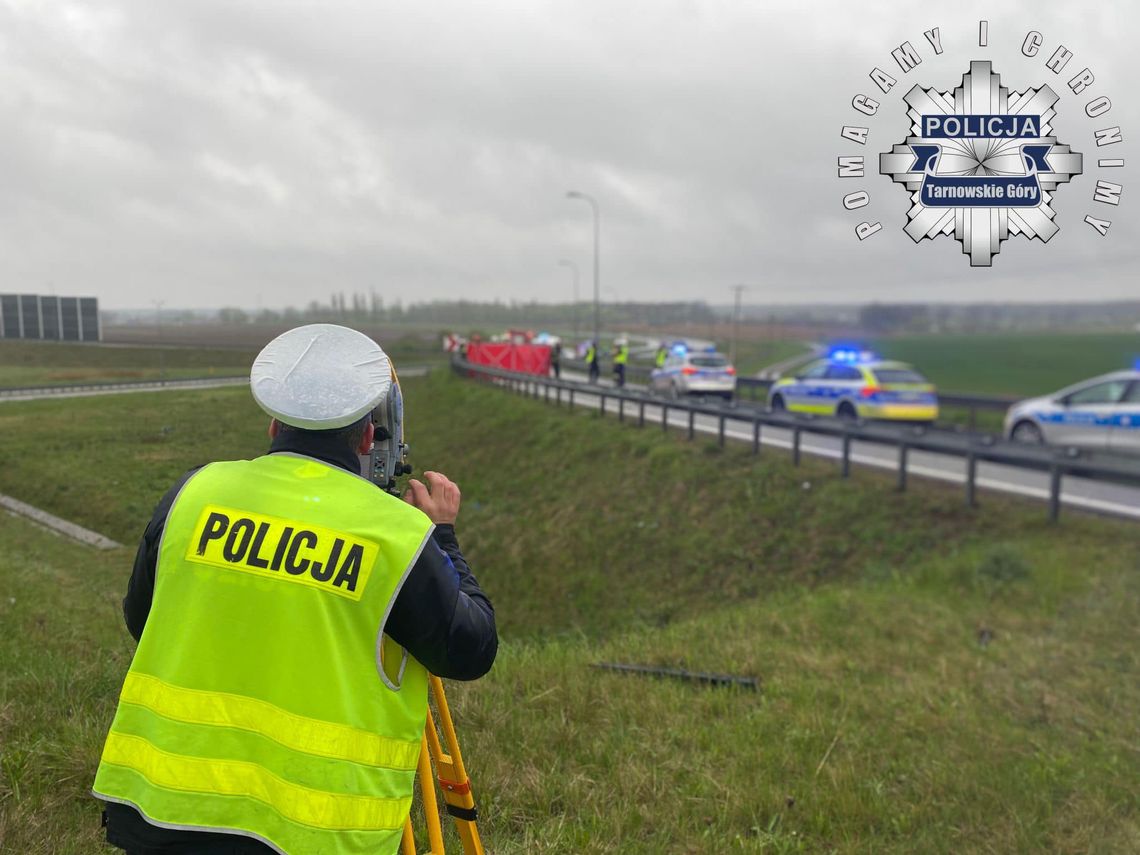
[
  {"x1": 649, "y1": 346, "x2": 737, "y2": 400},
  {"x1": 1004, "y1": 368, "x2": 1140, "y2": 453},
  {"x1": 767, "y1": 349, "x2": 939, "y2": 422}
]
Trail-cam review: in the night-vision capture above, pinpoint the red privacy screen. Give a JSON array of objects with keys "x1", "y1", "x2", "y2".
[{"x1": 465, "y1": 343, "x2": 552, "y2": 376}]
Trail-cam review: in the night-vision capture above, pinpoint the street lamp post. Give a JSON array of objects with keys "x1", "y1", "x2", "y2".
[
  {"x1": 565, "y1": 191, "x2": 600, "y2": 345},
  {"x1": 558, "y1": 259, "x2": 580, "y2": 341}
]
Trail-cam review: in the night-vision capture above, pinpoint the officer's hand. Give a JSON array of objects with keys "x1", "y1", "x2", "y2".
[{"x1": 403, "y1": 471, "x2": 461, "y2": 525}]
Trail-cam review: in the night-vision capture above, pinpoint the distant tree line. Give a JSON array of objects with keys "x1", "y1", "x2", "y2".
[
  {"x1": 209, "y1": 294, "x2": 717, "y2": 329},
  {"x1": 105, "y1": 297, "x2": 1140, "y2": 336}
]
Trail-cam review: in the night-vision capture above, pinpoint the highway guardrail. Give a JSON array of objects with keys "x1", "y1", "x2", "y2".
[{"x1": 457, "y1": 358, "x2": 1140, "y2": 522}]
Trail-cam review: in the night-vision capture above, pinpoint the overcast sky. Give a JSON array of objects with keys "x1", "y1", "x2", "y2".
[{"x1": 0, "y1": 0, "x2": 1134, "y2": 309}]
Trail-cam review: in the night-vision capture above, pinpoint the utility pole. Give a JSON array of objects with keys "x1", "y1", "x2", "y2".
[
  {"x1": 153, "y1": 300, "x2": 166, "y2": 386},
  {"x1": 729, "y1": 284, "x2": 746, "y2": 365}
]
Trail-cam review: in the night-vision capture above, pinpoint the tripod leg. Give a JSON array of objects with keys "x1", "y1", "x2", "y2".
[
  {"x1": 401, "y1": 819, "x2": 417, "y2": 855},
  {"x1": 426, "y1": 676, "x2": 485, "y2": 855},
  {"x1": 417, "y1": 729, "x2": 447, "y2": 855}
]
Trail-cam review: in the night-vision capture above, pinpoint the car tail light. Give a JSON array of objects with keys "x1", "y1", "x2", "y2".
[
  {"x1": 860, "y1": 386, "x2": 879, "y2": 398},
  {"x1": 725, "y1": 366, "x2": 736, "y2": 375},
  {"x1": 682, "y1": 366, "x2": 698, "y2": 375}
]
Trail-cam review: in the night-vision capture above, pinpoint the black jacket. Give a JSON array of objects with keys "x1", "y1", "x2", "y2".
[{"x1": 104, "y1": 430, "x2": 497, "y2": 854}]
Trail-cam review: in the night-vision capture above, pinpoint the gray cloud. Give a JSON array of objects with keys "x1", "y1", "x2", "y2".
[{"x1": 0, "y1": 0, "x2": 1134, "y2": 309}]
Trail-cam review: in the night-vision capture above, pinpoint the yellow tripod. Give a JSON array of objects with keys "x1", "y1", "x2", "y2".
[{"x1": 401, "y1": 675, "x2": 485, "y2": 855}]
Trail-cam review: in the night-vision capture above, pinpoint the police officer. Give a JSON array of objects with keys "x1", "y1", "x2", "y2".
[
  {"x1": 549, "y1": 338, "x2": 562, "y2": 379},
  {"x1": 585, "y1": 339, "x2": 600, "y2": 384},
  {"x1": 654, "y1": 342, "x2": 668, "y2": 369},
  {"x1": 94, "y1": 324, "x2": 497, "y2": 855},
  {"x1": 612, "y1": 338, "x2": 629, "y2": 388}
]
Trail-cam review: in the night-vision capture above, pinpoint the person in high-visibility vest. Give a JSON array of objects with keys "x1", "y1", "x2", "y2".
[
  {"x1": 93, "y1": 324, "x2": 497, "y2": 855},
  {"x1": 550, "y1": 339, "x2": 562, "y2": 379},
  {"x1": 586, "y1": 340, "x2": 600, "y2": 384},
  {"x1": 655, "y1": 342, "x2": 668, "y2": 369},
  {"x1": 613, "y1": 339, "x2": 630, "y2": 388}
]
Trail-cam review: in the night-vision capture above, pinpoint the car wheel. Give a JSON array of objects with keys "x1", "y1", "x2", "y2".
[
  {"x1": 770, "y1": 394, "x2": 786, "y2": 412},
  {"x1": 1011, "y1": 420, "x2": 1044, "y2": 444},
  {"x1": 837, "y1": 402, "x2": 858, "y2": 421}
]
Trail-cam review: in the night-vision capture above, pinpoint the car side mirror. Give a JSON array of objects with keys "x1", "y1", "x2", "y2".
[{"x1": 1054, "y1": 397, "x2": 1069, "y2": 407}]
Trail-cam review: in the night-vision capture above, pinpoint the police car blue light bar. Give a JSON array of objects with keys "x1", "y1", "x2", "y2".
[{"x1": 828, "y1": 346, "x2": 878, "y2": 364}]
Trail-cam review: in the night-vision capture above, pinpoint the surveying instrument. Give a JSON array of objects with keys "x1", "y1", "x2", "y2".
[{"x1": 365, "y1": 366, "x2": 486, "y2": 854}]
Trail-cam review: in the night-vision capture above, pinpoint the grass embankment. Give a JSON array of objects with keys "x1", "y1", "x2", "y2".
[
  {"x1": 0, "y1": 340, "x2": 254, "y2": 388},
  {"x1": 1, "y1": 373, "x2": 1139, "y2": 852}
]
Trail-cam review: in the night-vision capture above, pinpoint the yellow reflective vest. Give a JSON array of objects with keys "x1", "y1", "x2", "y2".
[
  {"x1": 614, "y1": 345, "x2": 629, "y2": 365},
  {"x1": 93, "y1": 453, "x2": 435, "y2": 855}
]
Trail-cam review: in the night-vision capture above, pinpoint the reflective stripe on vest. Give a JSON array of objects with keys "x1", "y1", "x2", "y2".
[
  {"x1": 93, "y1": 454, "x2": 434, "y2": 855},
  {"x1": 100, "y1": 731, "x2": 411, "y2": 830}
]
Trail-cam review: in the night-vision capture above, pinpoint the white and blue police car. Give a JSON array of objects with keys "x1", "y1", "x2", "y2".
[
  {"x1": 649, "y1": 344, "x2": 737, "y2": 400},
  {"x1": 768, "y1": 348, "x2": 939, "y2": 423},
  {"x1": 1004, "y1": 368, "x2": 1140, "y2": 453}
]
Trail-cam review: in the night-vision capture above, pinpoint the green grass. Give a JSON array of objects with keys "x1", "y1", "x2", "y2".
[
  {"x1": 0, "y1": 513, "x2": 132, "y2": 854},
  {"x1": 0, "y1": 386, "x2": 264, "y2": 546},
  {"x1": 0, "y1": 341, "x2": 253, "y2": 389},
  {"x1": 462, "y1": 555, "x2": 1140, "y2": 852},
  {"x1": 874, "y1": 332, "x2": 1140, "y2": 397},
  {"x1": 721, "y1": 339, "x2": 813, "y2": 376},
  {"x1": 0, "y1": 376, "x2": 1084, "y2": 636},
  {"x1": 2, "y1": 372, "x2": 1139, "y2": 852}
]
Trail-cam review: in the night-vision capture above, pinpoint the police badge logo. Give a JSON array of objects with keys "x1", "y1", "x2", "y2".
[
  {"x1": 836, "y1": 22, "x2": 1125, "y2": 267},
  {"x1": 880, "y1": 61, "x2": 1083, "y2": 266}
]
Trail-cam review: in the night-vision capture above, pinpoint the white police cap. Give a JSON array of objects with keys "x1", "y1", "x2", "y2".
[{"x1": 250, "y1": 324, "x2": 392, "y2": 430}]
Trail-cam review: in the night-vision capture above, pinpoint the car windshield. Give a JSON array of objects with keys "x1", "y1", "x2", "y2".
[
  {"x1": 690, "y1": 355, "x2": 728, "y2": 368},
  {"x1": 873, "y1": 368, "x2": 927, "y2": 384}
]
